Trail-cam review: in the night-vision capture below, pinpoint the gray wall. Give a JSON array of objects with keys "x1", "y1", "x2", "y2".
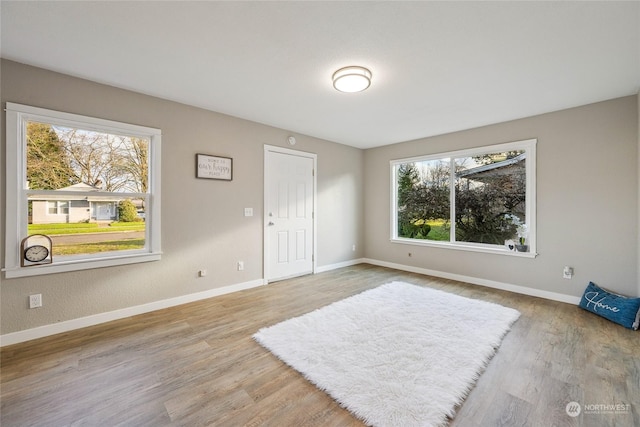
[
  {"x1": 1, "y1": 59, "x2": 638, "y2": 337},
  {"x1": 364, "y1": 96, "x2": 639, "y2": 299},
  {"x1": 0, "y1": 60, "x2": 364, "y2": 335}
]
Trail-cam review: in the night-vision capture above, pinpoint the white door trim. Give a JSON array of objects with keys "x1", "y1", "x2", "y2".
[{"x1": 263, "y1": 144, "x2": 317, "y2": 284}]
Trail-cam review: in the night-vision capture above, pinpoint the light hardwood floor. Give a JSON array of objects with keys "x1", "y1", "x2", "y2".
[{"x1": 1, "y1": 264, "x2": 638, "y2": 426}]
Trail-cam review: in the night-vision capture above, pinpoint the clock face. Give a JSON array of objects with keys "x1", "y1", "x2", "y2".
[{"x1": 24, "y1": 245, "x2": 49, "y2": 263}]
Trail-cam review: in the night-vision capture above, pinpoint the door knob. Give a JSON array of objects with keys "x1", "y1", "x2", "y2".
[{"x1": 268, "y1": 221, "x2": 275, "y2": 226}]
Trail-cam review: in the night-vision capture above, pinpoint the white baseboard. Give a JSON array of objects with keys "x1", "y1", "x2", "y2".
[
  {"x1": 316, "y1": 258, "x2": 366, "y2": 273},
  {"x1": 0, "y1": 278, "x2": 265, "y2": 347},
  {"x1": 363, "y1": 258, "x2": 582, "y2": 305},
  {"x1": 1, "y1": 259, "x2": 581, "y2": 347}
]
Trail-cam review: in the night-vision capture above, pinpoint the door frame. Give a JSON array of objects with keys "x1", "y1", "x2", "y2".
[{"x1": 263, "y1": 144, "x2": 317, "y2": 284}]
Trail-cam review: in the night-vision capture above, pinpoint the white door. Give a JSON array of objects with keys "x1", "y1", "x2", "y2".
[
  {"x1": 264, "y1": 147, "x2": 315, "y2": 282},
  {"x1": 96, "y1": 202, "x2": 114, "y2": 220}
]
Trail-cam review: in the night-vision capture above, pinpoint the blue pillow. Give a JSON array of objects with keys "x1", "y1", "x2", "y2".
[{"x1": 579, "y1": 282, "x2": 640, "y2": 330}]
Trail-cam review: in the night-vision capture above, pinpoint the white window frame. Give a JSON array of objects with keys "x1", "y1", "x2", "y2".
[
  {"x1": 4, "y1": 103, "x2": 162, "y2": 278},
  {"x1": 390, "y1": 139, "x2": 537, "y2": 258}
]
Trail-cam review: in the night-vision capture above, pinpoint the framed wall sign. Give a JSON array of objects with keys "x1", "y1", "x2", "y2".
[{"x1": 196, "y1": 153, "x2": 233, "y2": 181}]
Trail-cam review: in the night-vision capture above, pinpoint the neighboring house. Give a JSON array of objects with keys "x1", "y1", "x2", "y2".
[
  {"x1": 456, "y1": 152, "x2": 526, "y2": 183},
  {"x1": 456, "y1": 153, "x2": 527, "y2": 222},
  {"x1": 30, "y1": 183, "x2": 119, "y2": 224}
]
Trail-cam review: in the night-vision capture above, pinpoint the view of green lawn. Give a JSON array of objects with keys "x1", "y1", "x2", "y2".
[
  {"x1": 425, "y1": 219, "x2": 450, "y2": 241},
  {"x1": 29, "y1": 222, "x2": 145, "y2": 255},
  {"x1": 29, "y1": 222, "x2": 145, "y2": 235},
  {"x1": 54, "y1": 238, "x2": 145, "y2": 255}
]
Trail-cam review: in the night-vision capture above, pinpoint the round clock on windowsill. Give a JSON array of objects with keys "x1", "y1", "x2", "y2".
[{"x1": 20, "y1": 234, "x2": 53, "y2": 267}]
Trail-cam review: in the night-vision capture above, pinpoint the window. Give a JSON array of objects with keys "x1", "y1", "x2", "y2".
[
  {"x1": 4, "y1": 103, "x2": 161, "y2": 278},
  {"x1": 47, "y1": 201, "x2": 69, "y2": 215},
  {"x1": 391, "y1": 139, "x2": 536, "y2": 256}
]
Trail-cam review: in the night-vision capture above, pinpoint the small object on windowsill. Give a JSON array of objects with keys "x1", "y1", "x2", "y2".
[
  {"x1": 505, "y1": 239, "x2": 516, "y2": 251},
  {"x1": 515, "y1": 244, "x2": 529, "y2": 252},
  {"x1": 21, "y1": 234, "x2": 53, "y2": 267}
]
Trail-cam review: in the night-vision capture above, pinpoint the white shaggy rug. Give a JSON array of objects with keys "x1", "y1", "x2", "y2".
[{"x1": 253, "y1": 281, "x2": 520, "y2": 427}]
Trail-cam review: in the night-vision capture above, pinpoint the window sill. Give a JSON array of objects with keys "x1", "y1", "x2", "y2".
[
  {"x1": 391, "y1": 238, "x2": 537, "y2": 258},
  {"x1": 2, "y1": 252, "x2": 162, "y2": 278}
]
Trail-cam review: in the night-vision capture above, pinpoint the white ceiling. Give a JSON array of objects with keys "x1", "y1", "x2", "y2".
[{"x1": 1, "y1": 1, "x2": 639, "y2": 149}]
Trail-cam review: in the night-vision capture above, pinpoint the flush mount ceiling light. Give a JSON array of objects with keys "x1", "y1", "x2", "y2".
[{"x1": 332, "y1": 66, "x2": 372, "y2": 93}]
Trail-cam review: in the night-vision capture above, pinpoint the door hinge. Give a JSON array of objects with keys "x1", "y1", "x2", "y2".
[{"x1": 312, "y1": 169, "x2": 315, "y2": 177}]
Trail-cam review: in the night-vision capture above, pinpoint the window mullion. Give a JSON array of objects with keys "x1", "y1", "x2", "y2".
[{"x1": 449, "y1": 157, "x2": 456, "y2": 243}]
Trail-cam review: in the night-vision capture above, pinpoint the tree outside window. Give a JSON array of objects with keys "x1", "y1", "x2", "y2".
[{"x1": 392, "y1": 140, "x2": 536, "y2": 255}]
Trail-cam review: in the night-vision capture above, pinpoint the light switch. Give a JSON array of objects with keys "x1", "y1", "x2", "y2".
[{"x1": 244, "y1": 208, "x2": 253, "y2": 217}]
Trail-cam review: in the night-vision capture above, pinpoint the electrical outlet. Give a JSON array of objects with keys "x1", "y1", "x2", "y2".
[
  {"x1": 29, "y1": 294, "x2": 42, "y2": 309},
  {"x1": 352, "y1": 244, "x2": 356, "y2": 252},
  {"x1": 237, "y1": 261, "x2": 244, "y2": 271},
  {"x1": 563, "y1": 266, "x2": 574, "y2": 279}
]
